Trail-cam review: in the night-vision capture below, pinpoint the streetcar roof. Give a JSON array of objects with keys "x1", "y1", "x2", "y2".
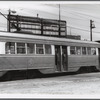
[{"x1": 0, "y1": 31, "x2": 100, "y2": 48}]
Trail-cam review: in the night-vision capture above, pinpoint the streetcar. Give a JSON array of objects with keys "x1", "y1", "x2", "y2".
[
  {"x1": 0, "y1": 31, "x2": 99, "y2": 80},
  {"x1": 0, "y1": 14, "x2": 99, "y2": 81}
]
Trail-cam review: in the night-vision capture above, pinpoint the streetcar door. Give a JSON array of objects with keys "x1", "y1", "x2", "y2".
[
  {"x1": 55, "y1": 45, "x2": 61, "y2": 71},
  {"x1": 98, "y1": 48, "x2": 100, "y2": 68},
  {"x1": 62, "y1": 46, "x2": 68, "y2": 71}
]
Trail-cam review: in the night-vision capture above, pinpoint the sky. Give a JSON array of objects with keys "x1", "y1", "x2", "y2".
[{"x1": 0, "y1": 1, "x2": 100, "y2": 41}]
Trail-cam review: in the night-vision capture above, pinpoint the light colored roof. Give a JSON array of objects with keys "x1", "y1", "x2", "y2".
[{"x1": 0, "y1": 31, "x2": 100, "y2": 48}]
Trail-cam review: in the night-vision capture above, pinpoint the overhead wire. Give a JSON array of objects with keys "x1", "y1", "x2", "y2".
[
  {"x1": 21, "y1": 7, "x2": 91, "y2": 28},
  {"x1": 68, "y1": 26, "x2": 100, "y2": 34},
  {"x1": 0, "y1": 6, "x2": 100, "y2": 36},
  {"x1": 52, "y1": 5, "x2": 100, "y2": 24}
]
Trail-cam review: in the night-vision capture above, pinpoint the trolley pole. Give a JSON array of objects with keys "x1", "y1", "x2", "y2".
[{"x1": 90, "y1": 20, "x2": 95, "y2": 41}]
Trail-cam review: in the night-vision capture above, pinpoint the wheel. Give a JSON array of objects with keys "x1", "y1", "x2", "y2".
[{"x1": 6, "y1": 72, "x2": 12, "y2": 81}]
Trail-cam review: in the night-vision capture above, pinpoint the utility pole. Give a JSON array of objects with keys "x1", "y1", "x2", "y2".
[
  {"x1": 59, "y1": 4, "x2": 61, "y2": 37},
  {"x1": 0, "y1": 9, "x2": 16, "y2": 32},
  {"x1": 8, "y1": 9, "x2": 11, "y2": 32},
  {"x1": 7, "y1": 9, "x2": 16, "y2": 32},
  {"x1": 90, "y1": 20, "x2": 95, "y2": 41}
]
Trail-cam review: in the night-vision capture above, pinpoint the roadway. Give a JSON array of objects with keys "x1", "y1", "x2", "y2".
[{"x1": 0, "y1": 72, "x2": 100, "y2": 98}]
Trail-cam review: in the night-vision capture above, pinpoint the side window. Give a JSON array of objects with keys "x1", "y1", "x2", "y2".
[
  {"x1": 91, "y1": 48, "x2": 96, "y2": 55},
  {"x1": 82, "y1": 47, "x2": 86, "y2": 55},
  {"x1": 36, "y1": 44, "x2": 44, "y2": 54},
  {"x1": 87, "y1": 47, "x2": 91, "y2": 55},
  {"x1": 76, "y1": 47, "x2": 81, "y2": 55},
  {"x1": 45, "y1": 45, "x2": 51, "y2": 54},
  {"x1": 17, "y1": 43, "x2": 26, "y2": 54},
  {"x1": 6, "y1": 42, "x2": 15, "y2": 54},
  {"x1": 70, "y1": 46, "x2": 76, "y2": 55},
  {"x1": 27, "y1": 43, "x2": 35, "y2": 54}
]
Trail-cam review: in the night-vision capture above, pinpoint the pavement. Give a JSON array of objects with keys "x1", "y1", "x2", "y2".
[{"x1": 0, "y1": 72, "x2": 100, "y2": 98}]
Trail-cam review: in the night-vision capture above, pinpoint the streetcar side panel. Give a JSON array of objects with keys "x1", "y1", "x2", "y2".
[
  {"x1": 0, "y1": 55, "x2": 55, "y2": 71},
  {"x1": 68, "y1": 55, "x2": 99, "y2": 72},
  {"x1": 68, "y1": 46, "x2": 99, "y2": 72},
  {"x1": 0, "y1": 41, "x2": 55, "y2": 76}
]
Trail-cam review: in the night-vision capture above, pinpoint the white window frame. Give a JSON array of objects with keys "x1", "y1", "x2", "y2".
[{"x1": 51, "y1": 45, "x2": 55, "y2": 55}]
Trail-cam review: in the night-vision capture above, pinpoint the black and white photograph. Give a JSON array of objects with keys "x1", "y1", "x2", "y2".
[{"x1": 0, "y1": 1, "x2": 100, "y2": 99}]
